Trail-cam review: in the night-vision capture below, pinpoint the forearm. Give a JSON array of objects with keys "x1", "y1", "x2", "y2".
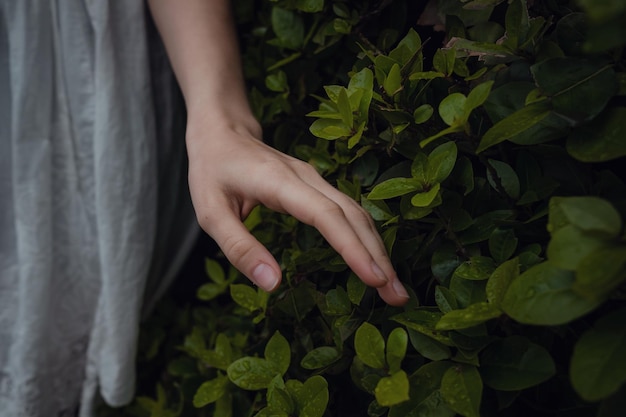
[{"x1": 147, "y1": 0, "x2": 259, "y2": 136}]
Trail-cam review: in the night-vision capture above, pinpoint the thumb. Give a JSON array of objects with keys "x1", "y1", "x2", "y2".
[{"x1": 200, "y1": 206, "x2": 282, "y2": 292}]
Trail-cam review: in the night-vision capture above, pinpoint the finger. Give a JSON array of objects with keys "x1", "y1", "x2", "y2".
[
  {"x1": 198, "y1": 199, "x2": 282, "y2": 292},
  {"x1": 376, "y1": 278, "x2": 410, "y2": 306},
  {"x1": 259, "y1": 177, "x2": 389, "y2": 288},
  {"x1": 291, "y1": 167, "x2": 406, "y2": 301}
]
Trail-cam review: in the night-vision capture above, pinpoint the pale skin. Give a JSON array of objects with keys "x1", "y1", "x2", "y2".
[{"x1": 147, "y1": 0, "x2": 409, "y2": 306}]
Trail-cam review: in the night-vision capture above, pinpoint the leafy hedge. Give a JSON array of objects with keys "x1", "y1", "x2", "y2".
[{"x1": 106, "y1": 1, "x2": 626, "y2": 416}]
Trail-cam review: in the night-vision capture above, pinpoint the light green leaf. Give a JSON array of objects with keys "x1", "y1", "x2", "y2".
[
  {"x1": 481, "y1": 336, "x2": 556, "y2": 391},
  {"x1": 386, "y1": 328, "x2": 408, "y2": 373},
  {"x1": 409, "y1": 71, "x2": 445, "y2": 80},
  {"x1": 230, "y1": 284, "x2": 260, "y2": 312},
  {"x1": 227, "y1": 357, "x2": 279, "y2": 390},
  {"x1": 567, "y1": 107, "x2": 626, "y2": 162},
  {"x1": 383, "y1": 63, "x2": 403, "y2": 96},
  {"x1": 414, "y1": 104, "x2": 434, "y2": 124},
  {"x1": 193, "y1": 374, "x2": 229, "y2": 408},
  {"x1": 440, "y1": 365, "x2": 483, "y2": 417},
  {"x1": 375, "y1": 371, "x2": 410, "y2": 407},
  {"x1": 477, "y1": 102, "x2": 551, "y2": 153},
  {"x1": 411, "y1": 183, "x2": 441, "y2": 207},
  {"x1": 427, "y1": 141, "x2": 458, "y2": 184},
  {"x1": 433, "y1": 48, "x2": 456, "y2": 76},
  {"x1": 436, "y1": 302, "x2": 501, "y2": 330},
  {"x1": 265, "y1": 71, "x2": 288, "y2": 93},
  {"x1": 465, "y1": 80, "x2": 494, "y2": 113},
  {"x1": 301, "y1": 346, "x2": 341, "y2": 370},
  {"x1": 439, "y1": 93, "x2": 467, "y2": 126},
  {"x1": 420, "y1": 125, "x2": 464, "y2": 148},
  {"x1": 501, "y1": 262, "x2": 601, "y2": 325},
  {"x1": 348, "y1": 68, "x2": 374, "y2": 118},
  {"x1": 309, "y1": 118, "x2": 352, "y2": 140},
  {"x1": 197, "y1": 283, "x2": 226, "y2": 301},
  {"x1": 391, "y1": 310, "x2": 454, "y2": 346},
  {"x1": 354, "y1": 322, "x2": 386, "y2": 369},
  {"x1": 571, "y1": 308, "x2": 626, "y2": 401},
  {"x1": 337, "y1": 88, "x2": 353, "y2": 127},
  {"x1": 486, "y1": 257, "x2": 519, "y2": 307},
  {"x1": 267, "y1": 375, "x2": 294, "y2": 415},
  {"x1": 265, "y1": 331, "x2": 291, "y2": 376},
  {"x1": 297, "y1": 376, "x2": 329, "y2": 417},
  {"x1": 368, "y1": 177, "x2": 422, "y2": 200},
  {"x1": 205, "y1": 259, "x2": 225, "y2": 284}
]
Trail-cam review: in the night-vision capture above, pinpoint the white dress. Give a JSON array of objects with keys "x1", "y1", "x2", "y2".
[{"x1": 0, "y1": 1, "x2": 198, "y2": 415}]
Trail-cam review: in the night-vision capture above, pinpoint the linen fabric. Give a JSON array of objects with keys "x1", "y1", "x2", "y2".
[{"x1": 0, "y1": 1, "x2": 198, "y2": 415}]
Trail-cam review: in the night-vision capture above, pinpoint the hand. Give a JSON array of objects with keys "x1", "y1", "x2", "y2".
[{"x1": 186, "y1": 120, "x2": 410, "y2": 306}]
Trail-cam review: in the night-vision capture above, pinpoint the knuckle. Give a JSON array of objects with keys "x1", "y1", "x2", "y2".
[{"x1": 221, "y1": 234, "x2": 255, "y2": 262}]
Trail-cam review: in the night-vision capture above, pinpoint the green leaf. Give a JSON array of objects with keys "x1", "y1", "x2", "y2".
[
  {"x1": 465, "y1": 80, "x2": 494, "y2": 114},
  {"x1": 348, "y1": 68, "x2": 374, "y2": 119},
  {"x1": 486, "y1": 258, "x2": 519, "y2": 307},
  {"x1": 450, "y1": 275, "x2": 487, "y2": 308},
  {"x1": 480, "y1": 336, "x2": 556, "y2": 391},
  {"x1": 554, "y1": 196, "x2": 622, "y2": 238},
  {"x1": 571, "y1": 308, "x2": 626, "y2": 401},
  {"x1": 193, "y1": 374, "x2": 229, "y2": 408},
  {"x1": 435, "y1": 286, "x2": 459, "y2": 313},
  {"x1": 325, "y1": 287, "x2": 352, "y2": 315},
  {"x1": 265, "y1": 71, "x2": 288, "y2": 93},
  {"x1": 271, "y1": 7, "x2": 304, "y2": 50},
  {"x1": 297, "y1": 376, "x2": 329, "y2": 417},
  {"x1": 383, "y1": 63, "x2": 402, "y2": 96},
  {"x1": 436, "y1": 302, "x2": 501, "y2": 330},
  {"x1": 454, "y1": 256, "x2": 496, "y2": 281},
  {"x1": 337, "y1": 88, "x2": 353, "y2": 127},
  {"x1": 488, "y1": 229, "x2": 518, "y2": 264},
  {"x1": 433, "y1": 48, "x2": 456, "y2": 76},
  {"x1": 354, "y1": 322, "x2": 386, "y2": 369},
  {"x1": 440, "y1": 365, "x2": 483, "y2": 417},
  {"x1": 428, "y1": 141, "x2": 458, "y2": 184},
  {"x1": 267, "y1": 375, "x2": 294, "y2": 415},
  {"x1": 265, "y1": 331, "x2": 291, "y2": 376},
  {"x1": 368, "y1": 177, "x2": 422, "y2": 200},
  {"x1": 375, "y1": 371, "x2": 410, "y2": 407},
  {"x1": 531, "y1": 58, "x2": 616, "y2": 122},
  {"x1": 230, "y1": 284, "x2": 260, "y2": 312},
  {"x1": 411, "y1": 183, "x2": 441, "y2": 207},
  {"x1": 414, "y1": 104, "x2": 434, "y2": 124},
  {"x1": 420, "y1": 125, "x2": 464, "y2": 148},
  {"x1": 227, "y1": 357, "x2": 279, "y2": 390},
  {"x1": 309, "y1": 118, "x2": 352, "y2": 140},
  {"x1": 295, "y1": 0, "x2": 324, "y2": 13},
  {"x1": 573, "y1": 246, "x2": 626, "y2": 301},
  {"x1": 206, "y1": 259, "x2": 225, "y2": 284},
  {"x1": 386, "y1": 328, "x2": 408, "y2": 373},
  {"x1": 408, "y1": 329, "x2": 452, "y2": 361},
  {"x1": 391, "y1": 310, "x2": 454, "y2": 346},
  {"x1": 547, "y1": 225, "x2": 611, "y2": 270},
  {"x1": 347, "y1": 273, "x2": 367, "y2": 304},
  {"x1": 487, "y1": 159, "x2": 520, "y2": 200},
  {"x1": 501, "y1": 261, "x2": 601, "y2": 325},
  {"x1": 567, "y1": 107, "x2": 626, "y2": 162},
  {"x1": 301, "y1": 346, "x2": 341, "y2": 370},
  {"x1": 439, "y1": 93, "x2": 467, "y2": 126},
  {"x1": 197, "y1": 283, "x2": 226, "y2": 301},
  {"x1": 477, "y1": 102, "x2": 551, "y2": 153}
]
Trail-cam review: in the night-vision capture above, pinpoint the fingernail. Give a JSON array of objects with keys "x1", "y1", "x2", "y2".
[
  {"x1": 371, "y1": 262, "x2": 389, "y2": 284},
  {"x1": 392, "y1": 279, "x2": 410, "y2": 299},
  {"x1": 252, "y1": 263, "x2": 279, "y2": 292}
]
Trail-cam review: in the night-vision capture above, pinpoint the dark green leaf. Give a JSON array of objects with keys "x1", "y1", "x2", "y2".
[
  {"x1": 567, "y1": 107, "x2": 626, "y2": 162},
  {"x1": 435, "y1": 286, "x2": 459, "y2": 313},
  {"x1": 480, "y1": 336, "x2": 556, "y2": 391},
  {"x1": 574, "y1": 246, "x2": 626, "y2": 301},
  {"x1": 436, "y1": 302, "x2": 501, "y2": 330},
  {"x1": 486, "y1": 258, "x2": 519, "y2": 307},
  {"x1": 454, "y1": 256, "x2": 496, "y2": 281},
  {"x1": 408, "y1": 329, "x2": 452, "y2": 360},
  {"x1": 571, "y1": 308, "x2": 626, "y2": 401},
  {"x1": 301, "y1": 346, "x2": 341, "y2": 370},
  {"x1": 439, "y1": 93, "x2": 467, "y2": 126},
  {"x1": 450, "y1": 275, "x2": 487, "y2": 308},
  {"x1": 193, "y1": 374, "x2": 229, "y2": 408},
  {"x1": 547, "y1": 225, "x2": 611, "y2": 270},
  {"x1": 271, "y1": 7, "x2": 304, "y2": 50},
  {"x1": 553, "y1": 196, "x2": 622, "y2": 238},
  {"x1": 487, "y1": 159, "x2": 520, "y2": 200},
  {"x1": 392, "y1": 310, "x2": 454, "y2": 346},
  {"x1": 414, "y1": 104, "x2": 434, "y2": 124},
  {"x1": 489, "y1": 229, "x2": 518, "y2": 264}
]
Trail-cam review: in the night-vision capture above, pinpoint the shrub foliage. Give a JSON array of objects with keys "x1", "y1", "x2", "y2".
[{"x1": 110, "y1": 1, "x2": 626, "y2": 416}]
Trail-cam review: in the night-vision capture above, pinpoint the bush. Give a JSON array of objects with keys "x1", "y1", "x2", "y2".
[{"x1": 107, "y1": 1, "x2": 626, "y2": 416}]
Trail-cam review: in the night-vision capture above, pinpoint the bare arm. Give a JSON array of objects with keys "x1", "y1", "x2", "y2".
[{"x1": 147, "y1": 0, "x2": 409, "y2": 305}]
